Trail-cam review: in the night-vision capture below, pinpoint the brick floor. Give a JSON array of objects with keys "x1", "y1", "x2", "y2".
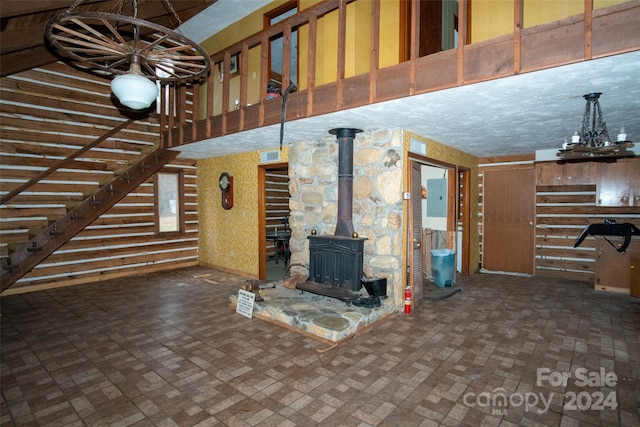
[{"x1": 1, "y1": 267, "x2": 639, "y2": 426}]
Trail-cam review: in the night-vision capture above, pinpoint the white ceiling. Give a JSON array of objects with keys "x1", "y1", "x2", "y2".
[
  {"x1": 178, "y1": 0, "x2": 273, "y2": 44},
  {"x1": 176, "y1": 2, "x2": 640, "y2": 160}
]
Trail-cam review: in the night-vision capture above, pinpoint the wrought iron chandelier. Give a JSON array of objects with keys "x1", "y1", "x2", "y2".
[
  {"x1": 557, "y1": 92, "x2": 634, "y2": 161},
  {"x1": 45, "y1": 0, "x2": 210, "y2": 110}
]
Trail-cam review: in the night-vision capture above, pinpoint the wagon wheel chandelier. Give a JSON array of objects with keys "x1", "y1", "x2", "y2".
[{"x1": 45, "y1": 0, "x2": 211, "y2": 110}]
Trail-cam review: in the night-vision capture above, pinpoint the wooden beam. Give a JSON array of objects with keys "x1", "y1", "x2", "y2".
[
  {"x1": 0, "y1": 46, "x2": 58, "y2": 78},
  {"x1": 260, "y1": 31, "x2": 269, "y2": 126},
  {"x1": 584, "y1": 0, "x2": 593, "y2": 60},
  {"x1": 514, "y1": 0, "x2": 523, "y2": 74},
  {"x1": 0, "y1": 0, "x2": 106, "y2": 19},
  {"x1": 336, "y1": 0, "x2": 347, "y2": 110},
  {"x1": 239, "y1": 42, "x2": 249, "y2": 131},
  {"x1": 457, "y1": 0, "x2": 466, "y2": 85},
  {"x1": 306, "y1": 16, "x2": 317, "y2": 117},
  {"x1": 369, "y1": 0, "x2": 380, "y2": 103},
  {"x1": 409, "y1": 0, "x2": 419, "y2": 95},
  {"x1": 0, "y1": 23, "x2": 50, "y2": 55}
]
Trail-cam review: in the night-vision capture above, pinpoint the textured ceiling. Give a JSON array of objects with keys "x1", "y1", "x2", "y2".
[
  {"x1": 178, "y1": 0, "x2": 272, "y2": 44},
  {"x1": 175, "y1": 1, "x2": 640, "y2": 160}
]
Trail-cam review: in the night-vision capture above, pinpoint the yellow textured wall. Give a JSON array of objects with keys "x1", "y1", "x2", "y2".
[
  {"x1": 348, "y1": 1, "x2": 372, "y2": 77},
  {"x1": 523, "y1": 0, "x2": 584, "y2": 28},
  {"x1": 197, "y1": 148, "x2": 290, "y2": 276},
  {"x1": 471, "y1": 0, "x2": 627, "y2": 42},
  {"x1": 470, "y1": 0, "x2": 513, "y2": 43},
  {"x1": 403, "y1": 131, "x2": 480, "y2": 272},
  {"x1": 379, "y1": 1, "x2": 401, "y2": 68}
]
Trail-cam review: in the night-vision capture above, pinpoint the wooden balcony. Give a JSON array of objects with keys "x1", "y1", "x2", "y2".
[{"x1": 160, "y1": 0, "x2": 640, "y2": 148}]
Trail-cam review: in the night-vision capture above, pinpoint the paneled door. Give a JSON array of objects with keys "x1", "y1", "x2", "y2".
[{"x1": 482, "y1": 167, "x2": 536, "y2": 274}]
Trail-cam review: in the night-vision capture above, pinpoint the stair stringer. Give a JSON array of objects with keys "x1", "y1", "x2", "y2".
[{"x1": 0, "y1": 148, "x2": 180, "y2": 292}]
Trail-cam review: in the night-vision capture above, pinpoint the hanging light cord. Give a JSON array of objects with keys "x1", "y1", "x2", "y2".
[{"x1": 279, "y1": 83, "x2": 297, "y2": 151}]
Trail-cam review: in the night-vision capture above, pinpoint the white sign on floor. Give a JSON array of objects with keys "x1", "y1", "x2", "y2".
[{"x1": 236, "y1": 289, "x2": 255, "y2": 319}]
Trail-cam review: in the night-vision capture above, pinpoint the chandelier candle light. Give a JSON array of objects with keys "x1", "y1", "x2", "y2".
[
  {"x1": 557, "y1": 92, "x2": 634, "y2": 161},
  {"x1": 45, "y1": 0, "x2": 210, "y2": 111}
]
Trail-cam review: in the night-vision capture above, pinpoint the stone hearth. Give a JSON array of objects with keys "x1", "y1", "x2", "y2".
[{"x1": 229, "y1": 283, "x2": 394, "y2": 343}]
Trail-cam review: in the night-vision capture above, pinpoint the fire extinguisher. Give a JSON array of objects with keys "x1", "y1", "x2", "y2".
[{"x1": 404, "y1": 286, "x2": 412, "y2": 314}]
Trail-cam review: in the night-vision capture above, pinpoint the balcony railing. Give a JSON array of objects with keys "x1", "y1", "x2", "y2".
[{"x1": 159, "y1": 0, "x2": 640, "y2": 148}]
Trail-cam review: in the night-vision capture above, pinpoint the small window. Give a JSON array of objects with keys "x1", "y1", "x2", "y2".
[{"x1": 155, "y1": 171, "x2": 183, "y2": 233}]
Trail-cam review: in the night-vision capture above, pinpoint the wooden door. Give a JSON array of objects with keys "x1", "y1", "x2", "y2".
[
  {"x1": 483, "y1": 167, "x2": 536, "y2": 274},
  {"x1": 409, "y1": 161, "x2": 424, "y2": 307}
]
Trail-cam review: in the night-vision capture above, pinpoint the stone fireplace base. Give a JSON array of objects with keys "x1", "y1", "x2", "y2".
[{"x1": 228, "y1": 284, "x2": 395, "y2": 343}]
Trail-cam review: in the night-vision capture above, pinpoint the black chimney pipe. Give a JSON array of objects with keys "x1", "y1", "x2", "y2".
[{"x1": 329, "y1": 127, "x2": 363, "y2": 237}]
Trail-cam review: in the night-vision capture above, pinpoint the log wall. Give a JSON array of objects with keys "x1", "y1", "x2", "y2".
[
  {"x1": 535, "y1": 158, "x2": 640, "y2": 283},
  {"x1": 265, "y1": 167, "x2": 290, "y2": 259},
  {"x1": 0, "y1": 63, "x2": 199, "y2": 295},
  {"x1": 479, "y1": 156, "x2": 640, "y2": 284}
]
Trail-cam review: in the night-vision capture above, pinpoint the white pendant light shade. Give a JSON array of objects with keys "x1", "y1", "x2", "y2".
[{"x1": 111, "y1": 72, "x2": 159, "y2": 110}]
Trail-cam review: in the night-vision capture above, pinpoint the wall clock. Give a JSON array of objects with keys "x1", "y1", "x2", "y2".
[{"x1": 219, "y1": 172, "x2": 234, "y2": 210}]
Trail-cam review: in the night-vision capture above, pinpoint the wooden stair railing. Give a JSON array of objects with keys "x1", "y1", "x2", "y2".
[{"x1": 0, "y1": 147, "x2": 180, "y2": 292}]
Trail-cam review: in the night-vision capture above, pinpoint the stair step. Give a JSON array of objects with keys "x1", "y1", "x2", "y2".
[
  {"x1": 26, "y1": 242, "x2": 43, "y2": 252},
  {"x1": 139, "y1": 145, "x2": 157, "y2": 156},
  {"x1": 69, "y1": 211, "x2": 85, "y2": 220},
  {"x1": 65, "y1": 201, "x2": 82, "y2": 210},
  {"x1": 8, "y1": 241, "x2": 43, "y2": 253},
  {"x1": 47, "y1": 214, "x2": 63, "y2": 224},
  {"x1": 29, "y1": 225, "x2": 65, "y2": 238},
  {"x1": 99, "y1": 176, "x2": 119, "y2": 188},
  {"x1": 7, "y1": 242, "x2": 23, "y2": 254},
  {"x1": 109, "y1": 149, "x2": 158, "y2": 176},
  {"x1": 1, "y1": 257, "x2": 20, "y2": 271},
  {"x1": 2, "y1": 147, "x2": 178, "y2": 292}
]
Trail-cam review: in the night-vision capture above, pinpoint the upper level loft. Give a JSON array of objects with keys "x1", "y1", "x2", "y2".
[{"x1": 159, "y1": 0, "x2": 640, "y2": 148}]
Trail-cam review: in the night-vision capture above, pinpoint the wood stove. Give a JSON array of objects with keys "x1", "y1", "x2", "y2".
[
  {"x1": 308, "y1": 235, "x2": 366, "y2": 291},
  {"x1": 299, "y1": 127, "x2": 366, "y2": 297}
]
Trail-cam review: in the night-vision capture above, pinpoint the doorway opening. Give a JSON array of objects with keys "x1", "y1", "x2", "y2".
[
  {"x1": 264, "y1": 1, "x2": 298, "y2": 95},
  {"x1": 407, "y1": 156, "x2": 470, "y2": 308},
  {"x1": 400, "y1": 0, "x2": 462, "y2": 62},
  {"x1": 258, "y1": 163, "x2": 291, "y2": 280}
]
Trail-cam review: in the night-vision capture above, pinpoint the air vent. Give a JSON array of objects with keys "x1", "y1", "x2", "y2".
[
  {"x1": 410, "y1": 138, "x2": 426, "y2": 156},
  {"x1": 260, "y1": 150, "x2": 281, "y2": 163}
]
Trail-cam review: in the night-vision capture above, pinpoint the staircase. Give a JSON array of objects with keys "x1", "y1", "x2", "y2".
[{"x1": 1, "y1": 146, "x2": 179, "y2": 292}]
